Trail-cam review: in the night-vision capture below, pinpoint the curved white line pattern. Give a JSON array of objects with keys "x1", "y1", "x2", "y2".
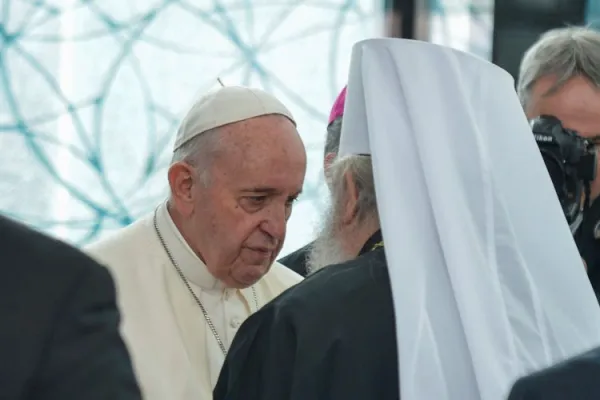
[{"x1": 0, "y1": 0, "x2": 493, "y2": 256}]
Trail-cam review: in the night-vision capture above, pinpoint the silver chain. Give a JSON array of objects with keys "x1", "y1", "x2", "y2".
[{"x1": 153, "y1": 209, "x2": 259, "y2": 356}]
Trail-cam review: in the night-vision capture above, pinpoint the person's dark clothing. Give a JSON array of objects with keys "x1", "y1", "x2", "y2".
[
  {"x1": 278, "y1": 241, "x2": 313, "y2": 277},
  {"x1": 214, "y1": 231, "x2": 399, "y2": 400},
  {"x1": 508, "y1": 345, "x2": 600, "y2": 400},
  {"x1": 0, "y1": 215, "x2": 142, "y2": 400},
  {"x1": 576, "y1": 198, "x2": 600, "y2": 299}
]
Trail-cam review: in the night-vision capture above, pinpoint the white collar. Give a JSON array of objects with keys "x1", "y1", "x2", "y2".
[{"x1": 155, "y1": 202, "x2": 225, "y2": 291}]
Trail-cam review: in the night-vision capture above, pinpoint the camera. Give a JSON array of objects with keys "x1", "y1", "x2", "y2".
[{"x1": 531, "y1": 115, "x2": 597, "y2": 234}]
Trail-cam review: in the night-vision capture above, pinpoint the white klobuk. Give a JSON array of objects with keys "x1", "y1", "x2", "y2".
[{"x1": 339, "y1": 38, "x2": 600, "y2": 400}]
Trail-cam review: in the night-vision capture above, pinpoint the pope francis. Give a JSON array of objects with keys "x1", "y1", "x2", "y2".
[{"x1": 86, "y1": 86, "x2": 305, "y2": 399}]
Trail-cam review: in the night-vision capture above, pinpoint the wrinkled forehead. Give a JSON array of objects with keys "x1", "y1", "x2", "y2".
[
  {"x1": 220, "y1": 116, "x2": 301, "y2": 155},
  {"x1": 211, "y1": 116, "x2": 306, "y2": 185},
  {"x1": 530, "y1": 76, "x2": 600, "y2": 137}
]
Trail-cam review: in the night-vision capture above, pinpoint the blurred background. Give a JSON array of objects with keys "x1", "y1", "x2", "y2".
[{"x1": 0, "y1": 0, "x2": 597, "y2": 256}]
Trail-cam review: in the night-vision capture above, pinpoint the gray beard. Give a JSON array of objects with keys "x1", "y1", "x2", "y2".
[{"x1": 306, "y1": 205, "x2": 353, "y2": 274}]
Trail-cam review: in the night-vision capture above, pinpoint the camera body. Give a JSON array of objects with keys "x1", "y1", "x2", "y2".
[{"x1": 532, "y1": 115, "x2": 597, "y2": 233}]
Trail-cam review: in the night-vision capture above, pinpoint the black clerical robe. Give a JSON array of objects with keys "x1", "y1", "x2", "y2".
[
  {"x1": 507, "y1": 345, "x2": 600, "y2": 400},
  {"x1": 214, "y1": 232, "x2": 399, "y2": 400}
]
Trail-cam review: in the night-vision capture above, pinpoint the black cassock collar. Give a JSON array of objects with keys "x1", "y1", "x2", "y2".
[{"x1": 358, "y1": 230, "x2": 383, "y2": 257}]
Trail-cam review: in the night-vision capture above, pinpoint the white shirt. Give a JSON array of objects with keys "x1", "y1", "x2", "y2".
[{"x1": 86, "y1": 202, "x2": 303, "y2": 400}]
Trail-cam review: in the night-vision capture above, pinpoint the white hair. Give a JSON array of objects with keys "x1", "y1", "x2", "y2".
[
  {"x1": 517, "y1": 26, "x2": 600, "y2": 109},
  {"x1": 328, "y1": 154, "x2": 379, "y2": 223},
  {"x1": 307, "y1": 155, "x2": 379, "y2": 273},
  {"x1": 170, "y1": 127, "x2": 222, "y2": 186}
]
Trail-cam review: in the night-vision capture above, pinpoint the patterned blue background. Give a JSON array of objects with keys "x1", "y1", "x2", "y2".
[
  {"x1": 0, "y1": 0, "x2": 493, "y2": 256},
  {"x1": 587, "y1": 0, "x2": 600, "y2": 26}
]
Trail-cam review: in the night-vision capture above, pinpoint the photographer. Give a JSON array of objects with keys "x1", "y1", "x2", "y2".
[{"x1": 518, "y1": 27, "x2": 600, "y2": 297}]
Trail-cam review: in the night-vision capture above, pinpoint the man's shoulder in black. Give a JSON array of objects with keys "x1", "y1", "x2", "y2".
[
  {"x1": 275, "y1": 246, "x2": 390, "y2": 314},
  {"x1": 0, "y1": 215, "x2": 141, "y2": 400},
  {"x1": 508, "y1": 345, "x2": 600, "y2": 400},
  {"x1": 214, "y1": 247, "x2": 399, "y2": 400}
]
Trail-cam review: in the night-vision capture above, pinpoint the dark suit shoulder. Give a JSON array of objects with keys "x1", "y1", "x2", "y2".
[
  {"x1": 508, "y1": 346, "x2": 600, "y2": 400},
  {"x1": 0, "y1": 215, "x2": 103, "y2": 282},
  {"x1": 0, "y1": 215, "x2": 109, "y2": 327},
  {"x1": 0, "y1": 215, "x2": 141, "y2": 399},
  {"x1": 263, "y1": 248, "x2": 389, "y2": 320}
]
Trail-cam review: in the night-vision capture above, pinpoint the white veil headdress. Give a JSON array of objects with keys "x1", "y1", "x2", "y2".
[{"x1": 339, "y1": 38, "x2": 600, "y2": 400}]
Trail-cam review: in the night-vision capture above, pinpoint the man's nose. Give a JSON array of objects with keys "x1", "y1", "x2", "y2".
[{"x1": 260, "y1": 205, "x2": 287, "y2": 242}]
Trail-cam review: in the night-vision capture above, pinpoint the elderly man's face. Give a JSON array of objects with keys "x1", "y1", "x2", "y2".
[
  {"x1": 179, "y1": 115, "x2": 306, "y2": 288},
  {"x1": 526, "y1": 75, "x2": 600, "y2": 200}
]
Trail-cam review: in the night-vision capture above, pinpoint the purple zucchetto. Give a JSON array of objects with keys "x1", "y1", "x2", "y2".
[{"x1": 328, "y1": 86, "x2": 347, "y2": 125}]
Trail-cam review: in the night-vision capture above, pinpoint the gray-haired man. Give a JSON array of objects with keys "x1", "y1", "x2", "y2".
[{"x1": 517, "y1": 26, "x2": 600, "y2": 296}]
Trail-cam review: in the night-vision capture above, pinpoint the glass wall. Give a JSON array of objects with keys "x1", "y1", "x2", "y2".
[
  {"x1": 0, "y1": 0, "x2": 383, "y2": 256},
  {"x1": 427, "y1": 0, "x2": 495, "y2": 60},
  {"x1": 587, "y1": 0, "x2": 600, "y2": 27}
]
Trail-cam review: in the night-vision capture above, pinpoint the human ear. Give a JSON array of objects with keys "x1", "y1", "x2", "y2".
[
  {"x1": 167, "y1": 162, "x2": 196, "y2": 216},
  {"x1": 341, "y1": 170, "x2": 359, "y2": 225},
  {"x1": 323, "y1": 152, "x2": 336, "y2": 173},
  {"x1": 323, "y1": 152, "x2": 337, "y2": 185}
]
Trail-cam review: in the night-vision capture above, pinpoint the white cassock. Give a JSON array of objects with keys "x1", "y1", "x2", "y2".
[
  {"x1": 86, "y1": 202, "x2": 302, "y2": 400},
  {"x1": 339, "y1": 38, "x2": 600, "y2": 400}
]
